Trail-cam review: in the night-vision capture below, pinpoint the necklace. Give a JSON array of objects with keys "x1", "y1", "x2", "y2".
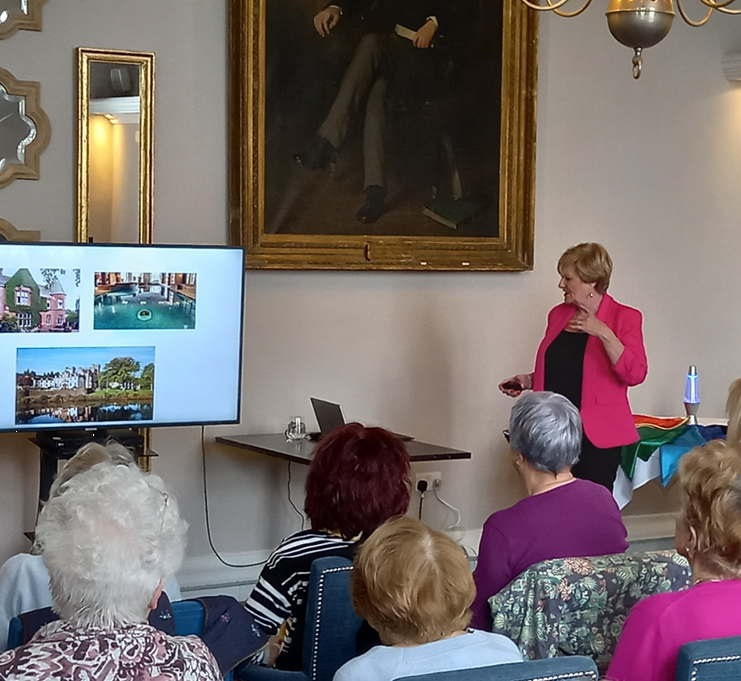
[
  {"x1": 531, "y1": 475, "x2": 575, "y2": 496},
  {"x1": 692, "y1": 577, "x2": 726, "y2": 585}
]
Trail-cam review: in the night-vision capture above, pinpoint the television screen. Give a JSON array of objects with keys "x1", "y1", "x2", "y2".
[{"x1": 0, "y1": 242, "x2": 244, "y2": 432}]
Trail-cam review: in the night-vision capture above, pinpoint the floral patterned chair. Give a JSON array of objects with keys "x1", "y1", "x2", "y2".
[{"x1": 488, "y1": 550, "x2": 691, "y2": 674}]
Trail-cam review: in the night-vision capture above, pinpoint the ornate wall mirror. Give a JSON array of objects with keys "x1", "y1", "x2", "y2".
[
  {"x1": 0, "y1": 217, "x2": 40, "y2": 241},
  {"x1": 0, "y1": 0, "x2": 47, "y2": 40},
  {"x1": 76, "y1": 48, "x2": 154, "y2": 244},
  {"x1": 0, "y1": 67, "x2": 50, "y2": 189}
]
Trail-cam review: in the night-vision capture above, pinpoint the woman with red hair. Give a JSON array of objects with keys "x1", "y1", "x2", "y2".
[{"x1": 244, "y1": 423, "x2": 411, "y2": 671}]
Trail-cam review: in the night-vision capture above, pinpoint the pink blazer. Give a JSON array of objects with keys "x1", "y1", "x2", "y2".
[{"x1": 532, "y1": 294, "x2": 648, "y2": 449}]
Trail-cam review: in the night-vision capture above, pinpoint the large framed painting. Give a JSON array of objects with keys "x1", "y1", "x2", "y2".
[{"x1": 229, "y1": 0, "x2": 537, "y2": 270}]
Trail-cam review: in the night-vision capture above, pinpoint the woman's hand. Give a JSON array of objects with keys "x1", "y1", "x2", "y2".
[
  {"x1": 568, "y1": 307, "x2": 625, "y2": 366},
  {"x1": 566, "y1": 308, "x2": 608, "y2": 337},
  {"x1": 499, "y1": 373, "x2": 533, "y2": 397},
  {"x1": 413, "y1": 19, "x2": 438, "y2": 48}
]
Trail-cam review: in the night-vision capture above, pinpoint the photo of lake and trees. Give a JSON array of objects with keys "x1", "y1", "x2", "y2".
[{"x1": 15, "y1": 346, "x2": 155, "y2": 426}]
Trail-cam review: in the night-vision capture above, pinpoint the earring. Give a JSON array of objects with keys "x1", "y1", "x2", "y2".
[{"x1": 589, "y1": 292, "x2": 594, "y2": 298}]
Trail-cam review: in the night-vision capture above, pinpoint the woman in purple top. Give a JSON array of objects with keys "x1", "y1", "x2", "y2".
[
  {"x1": 471, "y1": 392, "x2": 628, "y2": 631},
  {"x1": 607, "y1": 440, "x2": 741, "y2": 681}
]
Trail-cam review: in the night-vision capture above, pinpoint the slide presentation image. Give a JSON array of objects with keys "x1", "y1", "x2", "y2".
[
  {"x1": 94, "y1": 272, "x2": 197, "y2": 330},
  {"x1": 0, "y1": 267, "x2": 81, "y2": 333},
  {"x1": 16, "y1": 346, "x2": 155, "y2": 426}
]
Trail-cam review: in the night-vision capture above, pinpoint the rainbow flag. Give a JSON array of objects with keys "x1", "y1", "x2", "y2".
[{"x1": 621, "y1": 415, "x2": 726, "y2": 485}]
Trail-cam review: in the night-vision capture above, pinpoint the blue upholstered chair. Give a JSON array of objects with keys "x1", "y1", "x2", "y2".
[
  {"x1": 236, "y1": 555, "x2": 363, "y2": 681},
  {"x1": 676, "y1": 636, "x2": 741, "y2": 680},
  {"x1": 395, "y1": 656, "x2": 599, "y2": 681},
  {"x1": 8, "y1": 600, "x2": 234, "y2": 681}
]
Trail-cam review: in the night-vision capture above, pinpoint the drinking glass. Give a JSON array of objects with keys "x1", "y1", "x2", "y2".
[{"x1": 285, "y1": 416, "x2": 307, "y2": 441}]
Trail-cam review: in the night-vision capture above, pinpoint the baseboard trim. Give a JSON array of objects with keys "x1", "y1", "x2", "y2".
[
  {"x1": 178, "y1": 549, "x2": 269, "y2": 597},
  {"x1": 622, "y1": 512, "x2": 675, "y2": 542},
  {"x1": 178, "y1": 513, "x2": 676, "y2": 596}
]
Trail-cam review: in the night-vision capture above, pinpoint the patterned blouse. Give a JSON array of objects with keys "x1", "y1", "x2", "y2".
[{"x1": 0, "y1": 619, "x2": 221, "y2": 681}]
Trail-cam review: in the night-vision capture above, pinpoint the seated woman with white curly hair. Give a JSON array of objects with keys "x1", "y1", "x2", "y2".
[
  {"x1": 0, "y1": 458, "x2": 221, "y2": 681},
  {"x1": 471, "y1": 391, "x2": 629, "y2": 631},
  {"x1": 0, "y1": 442, "x2": 180, "y2": 652}
]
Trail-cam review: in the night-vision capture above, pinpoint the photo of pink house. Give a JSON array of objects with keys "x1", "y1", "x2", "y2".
[{"x1": 0, "y1": 267, "x2": 80, "y2": 333}]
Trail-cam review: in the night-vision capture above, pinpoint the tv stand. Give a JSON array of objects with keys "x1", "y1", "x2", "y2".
[{"x1": 32, "y1": 428, "x2": 153, "y2": 507}]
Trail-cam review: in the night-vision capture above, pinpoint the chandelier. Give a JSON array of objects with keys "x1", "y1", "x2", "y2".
[{"x1": 519, "y1": 0, "x2": 741, "y2": 78}]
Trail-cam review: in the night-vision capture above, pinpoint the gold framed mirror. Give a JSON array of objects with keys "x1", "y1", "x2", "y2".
[
  {"x1": 76, "y1": 48, "x2": 154, "y2": 245},
  {"x1": 0, "y1": 67, "x2": 50, "y2": 189},
  {"x1": 0, "y1": 0, "x2": 47, "y2": 40}
]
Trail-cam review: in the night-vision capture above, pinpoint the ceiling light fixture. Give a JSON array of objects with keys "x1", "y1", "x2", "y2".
[{"x1": 519, "y1": 0, "x2": 741, "y2": 78}]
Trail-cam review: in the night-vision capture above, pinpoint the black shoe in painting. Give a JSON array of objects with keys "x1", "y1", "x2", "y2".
[
  {"x1": 294, "y1": 136, "x2": 335, "y2": 170},
  {"x1": 356, "y1": 186, "x2": 385, "y2": 224}
]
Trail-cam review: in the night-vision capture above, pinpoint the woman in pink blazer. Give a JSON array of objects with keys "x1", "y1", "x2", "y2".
[{"x1": 500, "y1": 243, "x2": 648, "y2": 489}]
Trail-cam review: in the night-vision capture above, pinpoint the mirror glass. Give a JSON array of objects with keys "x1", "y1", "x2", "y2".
[
  {"x1": 77, "y1": 49, "x2": 154, "y2": 245},
  {"x1": 0, "y1": 0, "x2": 46, "y2": 39},
  {"x1": 0, "y1": 84, "x2": 36, "y2": 170},
  {"x1": 0, "y1": 0, "x2": 28, "y2": 22}
]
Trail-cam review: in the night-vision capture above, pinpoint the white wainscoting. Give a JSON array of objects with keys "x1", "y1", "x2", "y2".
[{"x1": 177, "y1": 513, "x2": 676, "y2": 600}]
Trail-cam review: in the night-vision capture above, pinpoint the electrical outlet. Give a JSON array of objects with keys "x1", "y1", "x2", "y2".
[{"x1": 415, "y1": 472, "x2": 442, "y2": 493}]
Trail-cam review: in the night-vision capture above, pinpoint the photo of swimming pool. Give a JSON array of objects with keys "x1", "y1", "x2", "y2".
[{"x1": 94, "y1": 272, "x2": 196, "y2": 330}]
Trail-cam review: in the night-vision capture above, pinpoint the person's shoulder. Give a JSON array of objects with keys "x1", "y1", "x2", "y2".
[
  {"x1": 152, "y1": 627, "x2": 214, "y2": 657},
  {"x1": 333, "y1": 645, "x2": 397, "y2": 681},
  {"x1": 604, "y1": 294, "x2": 642, "y2": 319},
  {"x1": 571, "y1": 478, "x2": 619, "y2": 501},
  {"x1": 466, "y1": 629, "x2": 522, "y2": 654},
  {"x1": 0, "y1": 553, "x2": 47, "y2": 590},
  {"x1": 482, "y1": 496, "x2": 541, "y2": 541},
  {"x1": 274, "y1": 529, "x2": 342, "y2": 552},
  {"x1": 267, "y1": 530, "x2": 354, "y2": 568},
  {"x1": 0, "y1": 553, "x2": 42, "y2": 574},
  {"x1": 546, "y1": 302, "x2": 572, "y2": 321},
  {"x1": 629, "y1": 587, "x2": 689, "y2": 621},
  {"x1": 147, "y1": 628, "x2": 222, "y2": 679}
]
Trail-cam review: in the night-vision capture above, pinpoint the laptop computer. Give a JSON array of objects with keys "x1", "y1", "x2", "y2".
[{"x1": 310, "y1": 398, "x2": 414, "y2": 441}]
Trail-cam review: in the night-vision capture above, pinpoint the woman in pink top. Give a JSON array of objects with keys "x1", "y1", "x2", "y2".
[
  {"x1": 607, "y1": 440, "x2": 741, "y2": 681},
  {"x1": 500, "y1": 242, "x2": 648, "y2": 490}
]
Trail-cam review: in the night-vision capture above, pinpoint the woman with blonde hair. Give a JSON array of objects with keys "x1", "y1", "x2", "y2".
[
  {"x1": 500, "y1": 242, "x2": 648, "y2": 490},
  {"x1": 606, "y1": 440, "x2": 741, "y2": 681},
  {"x1": 726, "y1": 377, "x2": 741, "y2": 443},
  {"x1": 334, "y1": 517, "x2": 521, "y2": 680}
]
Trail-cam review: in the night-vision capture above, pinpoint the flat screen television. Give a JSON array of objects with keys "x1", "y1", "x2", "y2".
[{"x1": 0, "y1": 242, "x2": 244, "y2": 433}]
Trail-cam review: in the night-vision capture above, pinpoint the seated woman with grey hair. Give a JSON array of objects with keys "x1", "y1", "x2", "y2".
[
  {"x1": 471, "y1": 391, "x2": 628, "y2": 631},
  {"x1": 0, "y1": 457, "x2": 221, "y2": 680},
  {"x1": 0, "y1": 442, "x2": 180, "y2": 652}
]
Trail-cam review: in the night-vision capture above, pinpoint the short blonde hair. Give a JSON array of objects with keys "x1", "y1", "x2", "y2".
[
  {"x1": 557, "y1": 242, "x2": 613, "y2": 294},
  {"x1": 678, "y1": 440, "x2": 741, "y2": 577},
  {"x1": 352, "y1": 517, "x2": 474, "y2": 646},
  {"x1": 726, "y1": 378, "x2": 741, "y2": 444}
]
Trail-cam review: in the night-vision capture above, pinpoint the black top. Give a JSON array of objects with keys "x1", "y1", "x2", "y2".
[{"x1": 544, "y1": 329, "x2": 589, "y2": 410}]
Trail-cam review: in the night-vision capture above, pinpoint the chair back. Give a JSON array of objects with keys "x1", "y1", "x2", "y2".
[
  {"x1": 7, "y1": 599, "x2": 234, "y2": 681},
  {"x1": 172, "y1": 599, "x2": 205, "y2": 637},
  {"x1": 237, "y1": 556, "x2": 363, "y2": 681},
  {"x1": 395, "y1": 656, "x2": 599, "y2": 681},
  {"x1": 302, "y1": 556, "x2": 363, "y2": 681},
  {"x1": 676, "y1": 636, "x2": 741, "y2": 680},
  {"x1": 489, "y1": 550, "x2": 691, "y2": 673}
]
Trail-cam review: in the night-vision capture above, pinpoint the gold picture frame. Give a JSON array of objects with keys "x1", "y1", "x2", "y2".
[{"x1": 229, "y1": 0, "x2": 537, "y2": 271}]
